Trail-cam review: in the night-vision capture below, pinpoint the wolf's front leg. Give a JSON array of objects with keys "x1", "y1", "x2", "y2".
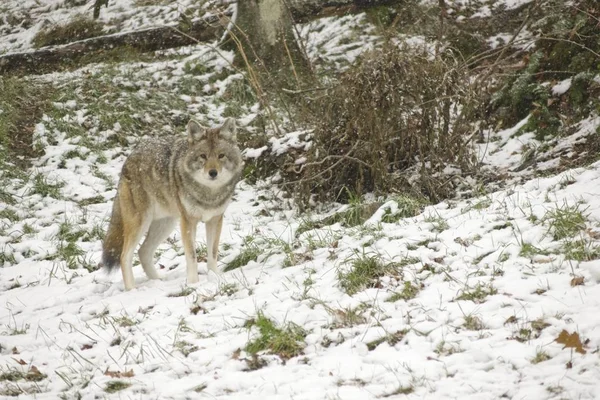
[
  {"x1": 205, "y1": 214, "x2": 223, "y2": 275},
  {"x1": 180, "y1": 216, "x2": 199, "y2": 284}
]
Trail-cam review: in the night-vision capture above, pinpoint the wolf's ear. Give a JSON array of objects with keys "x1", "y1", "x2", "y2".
[
  {"x1": 187, "y1": 119, "x2": 206, "y2": 142},
  {"x1": 219, "y1": 118, "x2": 237, "y2": 141}
]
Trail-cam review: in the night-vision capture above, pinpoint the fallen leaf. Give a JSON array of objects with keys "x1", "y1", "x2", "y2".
[
  {"x1": 556, "y1": 329, "x2": 586, "y2": 354},
  {"x1": 586, "y1": 228, "x2": 600, "y2": 239},
  {"x1": 26, "y1": 365, "x2": 46, "y2": 381},
  {"x1": 12, "y1": 347, "x2": 19, "y2": 354},
  {"x1": 104, "y1": 368, "x2": 134, "y2": 378},
  {"x1": 13, "y1": 358, "x2": 27, "y2": 365},
  {"x1": 104, "y1": 368, "x2": 119, "y2": 378},
  {"x1": 570, "y1": 276, "x2": 585, "y2": 287}
]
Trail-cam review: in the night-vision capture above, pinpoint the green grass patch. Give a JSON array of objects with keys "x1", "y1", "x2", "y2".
[
  {"x1": 366, "y1": 329, "x2": 407, "y2": 351},
  {"x1": 338, "y1": 253, "x2": 403, "y2": 295},
  {"x1": 222, "y1": 78, "x2": 257, "y2": 118},
  {"x1": 77, "y1": 195, "x2": 106, "y2": 207},
  {"x1": 381, "y1": 194, "x2": 429, "y2": 223},
  {"x1": 2, "y1": 321, "x2": 29, "y2": 336},
  {"x1": 562, "y1": 239, "x2": 600, "y2": 261},
  {"x1": 0, "y1": 209, "x2": 19, "y2": 222},
  {"x1": 55, "y1": 241, "x2": 85, "y2": 269},
  {"x1": 104, "y1": 380, "x2": 131, "y2": 393},
  {"x1": 173, "y1": 340, "x2": 199, "y2": 357},
  {"x1": 424, "y1": 214, "x2": 449, "y2": 233},
  {"x1": 45, "y1": 65, "x2": 188, "y2": 154},
  {"x1": 192, "y1": 383, "x2": 208, "y2": 392},
  {"x1": 530, "y1": 349, "x2": 551, "y2": 364},
  {"x1": 0, "y1": 248, "x2": 17, "y2": 266},
  {"x1": 218, "y1": 282, "x2": 239, "y2": 296},
  {"x1": 56, "y1": 221, "x2": 85, "y2": 243},
  {"x1": 384, "y1": 385, "x2": 415, "y2": 397},
  {"x1": 470, "y1": 198, "x2": 492, "y2": 211},
  {"x1": 0, "y1": 77, "x2": 53, "y2": 203},
  {"x1": 456, "y1": 282, "x2": 497, "y2": 303},
  {"x1": 112, "y1": 315, "x2": 138, "y2": 328},
  {"x1": 326, "y1": 304, "x2": 368, "y2": 329},
  {"x1": 30, "y1": 173, "x2": 64, "y2": 199},
  {"x1": 224, "y1": 236, "x2": 260, "y2": 271},
  {"x1": 0, "y1": 366, "x2": 47, "y2": 382},
  {"x1": 51, "y1": 221, "x2": 87, "y2": 269},
  {"x1": 245, "y1": 312, "x2": 307, "y2": 359},
  {"x1": 387, "y1": 281, "x2": 421, "y2": 302},
  {"x1": 463, "y1": 314, "x2": 486, "y2": 330},
  {"x1": 295, "y1": 217, "x2": 322, "y2": 237},
  {"x1": 519, "y1": 242, "x2": 549, "y2": 258},
  {"x1": 544, "y1": 203, "x2": 588, "y2": 240},
  {"x1": 168, "y1": 286, "x2": 195, "y2": 298}
]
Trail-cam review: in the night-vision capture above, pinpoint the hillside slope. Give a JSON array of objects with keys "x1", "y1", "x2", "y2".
[{"x1": 1, "y1": 0, "x2": 600, "y2": 399}]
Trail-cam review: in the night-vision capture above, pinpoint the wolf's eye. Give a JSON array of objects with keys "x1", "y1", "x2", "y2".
[
  {"x1": 200, "y1": 154, "x2": 207, "y2": 160},
  {"x1": 218, "y1": 154, "x2": 225, "y2": 159}
]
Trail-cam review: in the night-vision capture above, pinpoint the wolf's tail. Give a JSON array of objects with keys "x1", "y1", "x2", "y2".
[{"x1": 102, "y1": 195, "x2": 124, "y2": 272}]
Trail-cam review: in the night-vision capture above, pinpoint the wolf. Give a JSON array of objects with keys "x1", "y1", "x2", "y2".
[{"x1": 101, "y1": 118, "x2": 244, "y2": 290}]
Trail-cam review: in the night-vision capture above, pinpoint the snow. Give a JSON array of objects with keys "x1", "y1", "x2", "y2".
[
  {"x1": 298, "y1": 14, "x2": 379, "y2": 70},
  {"x1": 269, "y1": 130, "x2": 311, "y2": 156},
  {"x1": 7, "y1": 163, "x2": 600, "y2": 399},
  {"x1": 477, "y1": 116, "x2": 535, "y2": 172},
  {"x1": 2, "y1": 1, "x2": 600, "y2": 399},
  {"x1": 0, "y1": 0, "x2": 230, "y2": 54},
  {"x1": 552, "y1": 78, "x2": 572, "y2": 96}
]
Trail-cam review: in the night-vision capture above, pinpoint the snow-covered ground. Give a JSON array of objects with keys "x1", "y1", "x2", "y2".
[
  {"x1": 0, "y1": 0, "x2": 229, "y2": 54},
  {"x1": 2, "y1": 0, "x2": 600, "y2": 399}
]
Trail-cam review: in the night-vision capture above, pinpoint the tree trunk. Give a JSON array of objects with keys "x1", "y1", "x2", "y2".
[{"x1": 233, "y1": 0, "x2": 313, "y2": 92}]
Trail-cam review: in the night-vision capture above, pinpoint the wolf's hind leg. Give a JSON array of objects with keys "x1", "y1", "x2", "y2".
[
  {"x1": 120, "y1": 213, "x2": 151, "y2": 291},
  {"x1": 139, "y1": 217, "x2": 176, "y2": 280},
  {"x1": 205, "y1": 214, "x2": 223, "y2": 275}
]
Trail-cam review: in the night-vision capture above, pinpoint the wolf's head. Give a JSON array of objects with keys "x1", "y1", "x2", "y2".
[{"x1": 184, "y1": 118, "x2": 243, "y2": 187}]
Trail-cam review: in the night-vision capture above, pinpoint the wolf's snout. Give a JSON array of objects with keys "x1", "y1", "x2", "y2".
[{"x1": 209, "y1": 169, "x2": 218, "y2": 178}]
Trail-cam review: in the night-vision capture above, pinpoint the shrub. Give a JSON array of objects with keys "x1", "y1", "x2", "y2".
[
  {"x1": 292, "y1": 44, "x2": 481, "y2": 205},
  {"x1": 491, "y1": 0, "x2": 600, "y2": 133}
]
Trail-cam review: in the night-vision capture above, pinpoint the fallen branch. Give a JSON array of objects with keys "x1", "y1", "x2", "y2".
[{"x1": 0, "y1": 15, "x2": 224, "y2": 75}]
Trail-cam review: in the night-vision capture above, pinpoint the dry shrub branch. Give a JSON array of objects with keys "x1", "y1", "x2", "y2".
[{"x1": 290, "y1": 44, "x2": 482, "y2": 205}]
